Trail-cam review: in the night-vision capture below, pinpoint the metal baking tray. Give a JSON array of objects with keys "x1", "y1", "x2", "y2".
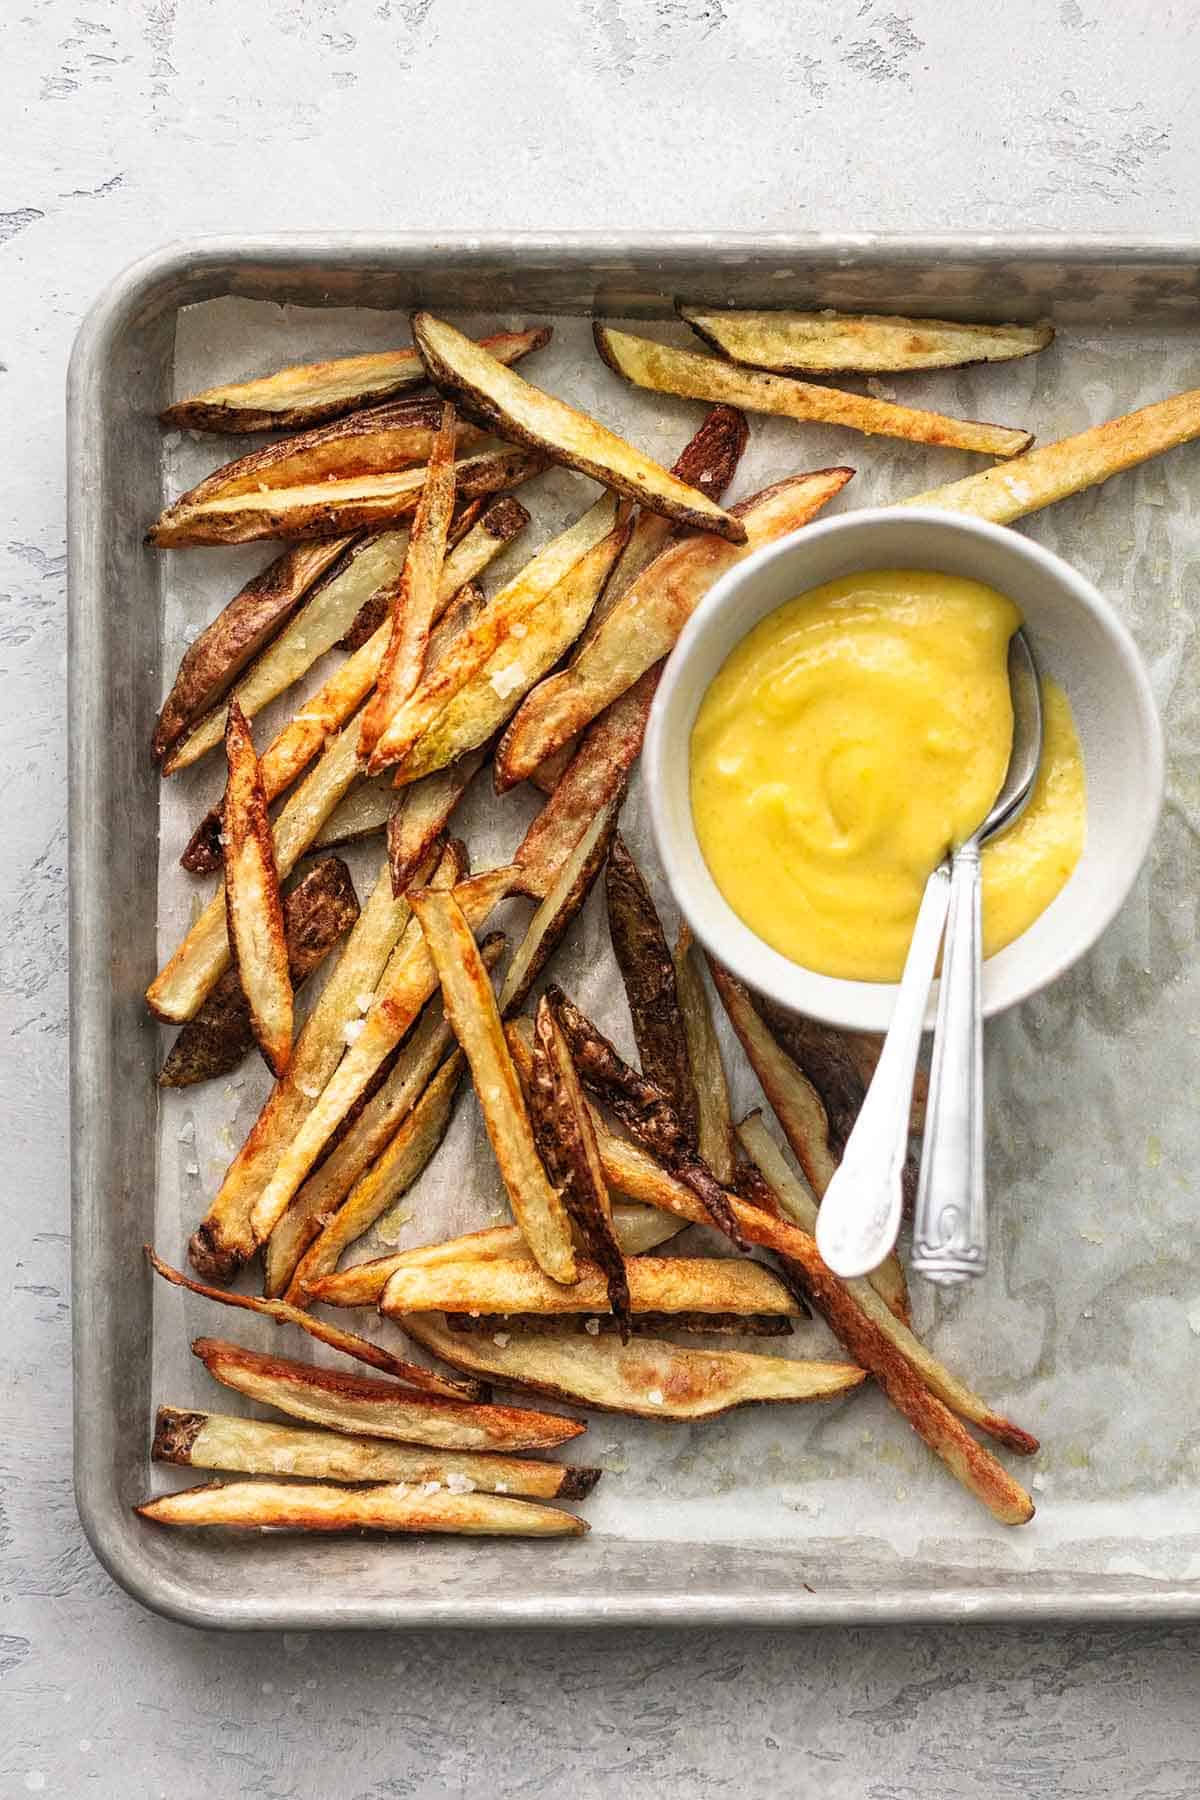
[{"x1": 69, "y1": 234, "x2": 1200, "y2": 1629}]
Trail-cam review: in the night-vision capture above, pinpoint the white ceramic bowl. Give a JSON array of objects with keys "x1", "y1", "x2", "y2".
[{"x1": 645, "y1": 506, "x2": 1164, "y2": 1032}]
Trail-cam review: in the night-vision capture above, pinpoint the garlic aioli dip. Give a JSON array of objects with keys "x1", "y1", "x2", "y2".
[{"x1": 689, "y1": 569, "x2": 1085, "y2": 983}]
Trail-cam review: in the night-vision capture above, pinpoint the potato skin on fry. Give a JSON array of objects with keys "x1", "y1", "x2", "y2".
[
  {"x1": 135, "y1": 1477, "x2": 587, "y2": 1537},
  {"x1": 223, "y1": 701, "x2": 293, "y2": 1077},
  {"x1": 605, "y1": 835, "x2": 698, "y2": 1143}
]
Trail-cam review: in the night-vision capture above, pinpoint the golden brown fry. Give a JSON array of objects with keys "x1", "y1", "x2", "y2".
[
  {"x1": 136, "y1": 1477, "x2": 586, "y2": 1537},
  {"x1": 144, "y1": 1247, "x2": 480, "y2": 1396},
  {"x1": 339, "y1": 498, "x2": 484, "y2": 650},
  {"x1": 410, "y1": 888, "x2": 577, "y2": 1284},
  {"x1": 386, "y1": 750, "x2": 487, "y2": 897},
  {"x1": 901, "y1": 384, "x2": 1200, "y2": 522},
  {"x1": 402, "y1": 1314, "x2": 863, "y2": 1420},
  {"x1": 310, "y1": 778, "x2": 393, "y2": 852},
  {"x1": 605, "y1": 836, "x2": 697, "y2": 1140},
  {"x1": 413, "y1": 310, "x2": 745, "y2": 540},
  {"x1": 222, "y1": 701, "x2": 292, "y2": 1075},
  {"x1": 672, "y1": 925, "x2": 735, "y2": 1183},
  {"x1": 495, "y1": 466, "x2": 853, "y2": 788},
  {"x1": 679, "y1": 306, "x2": 1054, "y2": 376},
  {"x1": 159, "y1": 858, "x2": 359, "y2": 1088},
  {"x1": 151, "y1": 1407, "x2": 601, "y2": 1499},
  {"x1": 161, "y1": 326, "x2": 553, "y2": 432},
  {"x1": 147, "y1": 445, "x2": 544, "y2": 548},
  {"x1": 381, "y1": 1254, "x2": 801, "y2": 1319},
  {"x1": 192, "y1": 1337, "x2": 584, "y2": 1451},
  {"x1": 595, "y1": 325, "x2": 1033, "y2": 457}
]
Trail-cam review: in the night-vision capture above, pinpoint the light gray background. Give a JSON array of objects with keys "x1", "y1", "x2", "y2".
[{"x1": 4, "y1": 1, "x2": 1199, "y2": 1794}]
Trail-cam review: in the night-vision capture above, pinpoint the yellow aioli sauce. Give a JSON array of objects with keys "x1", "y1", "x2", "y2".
[{"x1": 690, "y1": 569, "x2": 1086, "y2": 983}]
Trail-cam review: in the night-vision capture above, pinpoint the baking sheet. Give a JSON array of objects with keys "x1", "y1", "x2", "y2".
[{"x1": 144, "y1": 292, "x2": 1200, "y2": 1584}]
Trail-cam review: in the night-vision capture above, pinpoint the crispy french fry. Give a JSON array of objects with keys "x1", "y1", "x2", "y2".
[
  {"x1": 188, "y1": 850, "x2": 433, "y2": 1281},
  {"x1": 192, "y1": 1337, "x2": 583, "y2": 1451},
  {"x1": 595, "y1": 325, "x2": 1033, "y2": 457},
  {"x1": 136, "y1": 1477, "x2": 586, "y2": 1537},
  {"x1": 147, "y1": 444, "x2": 544, "y2": 548},
  {"x1": 410, "y1": 888, "x2": 577, "y2": 1284},
  {"x1": 402, "y1": 1314, "x2": 863, "y2": 1419},
  {"x1": 358, "y1": 402, "x2": 459, "y2": 760},
  {"x1": 340, "y1": 499, "x2": 481, "y2": 650},
  {"x1": 901, "y1": 383, "x2": 1200, "y2": 522},
  {"x1": 308, "y1": 1206, "x2": 684, "y2": 1308},
  {"x1": 443, "y1": 1311, "x2": 791, "y2": 1338},
  {"x1": 159, "y1": 858, "x2": 359, "y2": 1088},
  {"x1": 222, "y1": 702, "x2": 292, "y2": 1075},
  {"x1": 386, "y1": 750, "x2": 487, "y2": 897},
  {"x1": 161, "y1": 326, "x2": 553, "y2": 432},
  {"x1": 413, "y1": 310, "x2": 745, "y2": 540},
  {"x1": 365, "y1": 492, "x2": 620, "y2": 776},
  {"x1": 679, "y1": 306, "x2": 1054, "y2": 376},
  {"x1": 497, "y1": 793, "x2": 621, "y2": 1027},
  {"x1": 673, "y1": 925, "x2": 735, "y2": 1183},
  {"x1": 605, "y1": 836, "x2": 697, "y2": 1141},
  {"x1": 151, "y1": 1406, "x2": 600, "y2": 1499},
  {"x1": 144, "y1": 1247, "x2": 480, "y2": 1396},
  {"x1": 495, "y1": 466, "x2": 853, "y2": 788},
  {"x1": 381, "y1": 1254, "x2": 800, "y2": 1319},
  {"x1": 392, "y1": 504, "x2": 633, "y2": 784},
  {"x1": 311, "y1": 778, "x2": 393, "y2": 852}
]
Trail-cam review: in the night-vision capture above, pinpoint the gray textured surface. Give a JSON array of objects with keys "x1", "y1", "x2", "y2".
[{"x1": 6, "y1": 0, "x2": 1200, "y2": 1793}]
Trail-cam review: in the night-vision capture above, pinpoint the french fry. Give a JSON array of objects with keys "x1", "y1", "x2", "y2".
[
  {"x1": 147, "y1": 444, "x2": 544, "y2": 548},
  {"x1": 311, "y1": 778, "x2": 392, "y2": 852},
  {"x1": 161, "y1": 326, "x2": 553, "y2": 432},
  {"x1": 358, "y1": 402, "x2": 459, "y2": 760},
  {"x1": 595, "y1": 325, "x2": 1033, "y2": 458},
  {"x1": 529, "y1": 994, "x2": 630, "y2": 1333},
  {"x1": 412, "y1": 310, "x2": 745, "y2": 540},
  {"x1": 495, "y1": 466, "x2": 853, "y2": 788},
  {"x1": 605, "y1": 836, "x2": 697, "y2": 1141},
  {"x1": 159, "y1": 858, "x2": 359, "y2": 1088},
  {"x1": 443, "y1": 1311, "x2": 791, "y2": 1338},
  {"x1": 308, "y1": 1207, "x2": 684, "y2": 1308},
  {"x1": 144, "y1": 1247, "x2": 480, "y2": 1396},
  {"x1": 222, "y1": 702, "x2": 292, "y2": 1075},
  {"x1": 136, "y1": 1477, "x2": 586, "y2": 1537},
  {"x1": 192, "y1": 1337, "x2": 584, "y2": 1451},
  {"x1": 151, "y1": 1406, "x2": 601, "y2": 1499},
  {"x1": 679, "y1": 306, "x2": 1054, "y2": 376},
  {"x1": 266, "y1": 934, "x2": 505, "y2": 1300},
  {"x1": 673, "y1": 925, "x2": 735, "y2": 1183},
  {"x1": 153, "y1": 538, "x2": 351, "y2": 763},
  {"x1": 339, "y1": 496, "x2": 485, "y2": 649},
  {"x1": 387, "y1": 750, "x2": 487, "y2": 897},
  {"x1": 188, "y1": 850, "x2": 432, "y2": 1281},
  {"x1": 496, "y1": 800, "x2": 621, "y2": 1024},
  {"x1": 402, "y1": 1314, "x2": 863, "y2": 1420},
  {"x1": 409, "y1": 888, "x2": 578, "y2": 1284},
  {"x1": 901, "y1": 383, "x2": 1200, "y2": 522},
  {"x1": 391, "y1": 504, "x2": 633, "y2": 784},
  {"x1": 381, "y1": 1254, "x2": 801, "y2": 1319},
  {"x1": 365, "y1": 492, "x2": 620, "y2": 776}
]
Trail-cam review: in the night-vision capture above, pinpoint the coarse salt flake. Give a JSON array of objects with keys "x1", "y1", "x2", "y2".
[
  {"x1": 494, "y1": 1481, "x2": 508, "y2": 1494},
  {"x1": 445, "y1": 1472, "x2": 474, "y2": 1494},
  {"x1": 583, "y1": 1317, "x2": 601, "y2": 1336},
  {"x1": 343, "y1": 1018, "x2": 366, "y2": 1045},
  {"x1": 356, "y1": 992, "x2": 374, "y2": 1013},
  {"x1": 647, "y1": 1388, "x2": 664, "y2": 1406},
  {"x1": 420, "y1": 1480, "x2": 442, "y2": 1496},
  {"x1": 492, "y1": 1332, "x2": 510, "y2": 1348},
  {"x1": 488, "y1": 662, "x2": 526, "y2": 699}
]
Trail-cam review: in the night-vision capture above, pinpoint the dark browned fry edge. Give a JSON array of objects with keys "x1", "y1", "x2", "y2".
[
  {"x1": 500, "y1": 800, "x2": 621, "y2": 1020},
  {"x1": 222, "y1": 700, "x2": 292, "y2": 1078},
  {"x1": 387, "y1": 748, "x2": 488, "y2": 899},
  {"x1": 547, "y1": 986, "x2": 746, "y2": 1249},
  {"x1": 667, "y1": 403, "x2": 750, "y2": 497},
  {"x1": 605, "y1": 835, "x2": 698, "y2": 1141},
  {"x1": 338, "y1": 495, "x2": 485, "y2": 652},
  {"x1": 443, "y1": 1311, "x2": 793, "y2": 1338},
  {"x1": 151, "y1": 1406, "x2": 208, "y2": 1463},
  {"x1": 556, "y1": 1465, "x2": 602, "y2": 1499},
  {"x1": 159, "y1": 858, "x2": 359, "y2": 1087}
]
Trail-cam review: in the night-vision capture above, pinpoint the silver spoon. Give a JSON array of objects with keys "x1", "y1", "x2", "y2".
[
  {"x1": 815, "y1": 629, "x2": 1043, "y2": 1282},
  {"x1": 912, "y1": 630, "x2": 1043, "y2": 1284}
]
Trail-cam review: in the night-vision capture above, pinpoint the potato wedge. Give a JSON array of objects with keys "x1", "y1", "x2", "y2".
[
  {"x1": 409, "y1": 888, "x2": 577, "y2": 1284},
  {"x1": 365, "y1": 492, "x2": 620, "y2": 775},
  {"x1": 311, "y1": 778, "x2": 393, "y2": 852},
  {"x1": 339, "y1": 496, "x2": 485, "y2": 650},
  {"x1": 673, "y1": 925, "x2": 735, "y2": 1183},
  {"x1": 222, "y1": 702, "x2": 292, "y2": 1075},
  {"x1": 136, "y1": 1477, "x2": 586, "y2": 1537},
  {"x1": 391, "y1": 504, "x2": 633, "y2": 784},
  {"x1": 495, "y1": 466, "x2": 853, "y2": 788},
  {"x1": 605, "y1": 836, "x2": 697, "y2": 1141},
  {"x1": 153, "y1": 538, "x2": 351, "y2": 763},
  {"x1": 497, "y1": 798, "x2": 620, "y2": 1023},
  {"x1": 679, "y1": 306, "x2": 1055, "y2": 376},
  {"x1": 188, "y1": 850, "x2": 432, "y2": 1281},
  {"x1": 402, "y1": 1315, "x2": 863, "y2": 1420},
  {"x1": 902, "y1": 383, "x2": 1200, "y2": 522},
  {"x1": 161, "y1": 326, "x2": 553, "y2": 432},
  {"x1": 413, "y1": 310, "x2": 745, "y2": 540},
  {"x1": 595, "y1": 325, "x2": 1033, "y2": 458},
  {"x1": 192, "y1": 1337, "x2": 583, "y2": 1451},
  {"x1": 151, "y1": 1406, "x2": 600, "y2": 1499},
  {"x1": 147, "y1": 444, "x2": 544, "y2": 548},
  {"x1": 443, "y1": 1311, "x2": 790, "y2": 1339},
  {"x1": 382, "y1": 1255, "x2": 800, "y2": 1319},
  {"x1": 387, "y1": 750, "x2": 487, "y2": 897},
  {"x1": 159, "y1": 858, "x2": 359, "y2": 1088},
  {"x1": 145, "y1": 1247, "x2": 479, "y2": 1396}
]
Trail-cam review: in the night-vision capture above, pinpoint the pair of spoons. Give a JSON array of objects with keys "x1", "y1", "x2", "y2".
[{"x1": 816, "y1": 631, "x2": 1043, "y2": 1286}]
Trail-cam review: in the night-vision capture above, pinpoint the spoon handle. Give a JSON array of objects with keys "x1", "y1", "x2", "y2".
[
  {"x1": 815, "y1": 862, "x2": 951, "y2": 1279},
  {"x1": 912, "y1": 840, "x2": 987, "y2": 1285}
]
